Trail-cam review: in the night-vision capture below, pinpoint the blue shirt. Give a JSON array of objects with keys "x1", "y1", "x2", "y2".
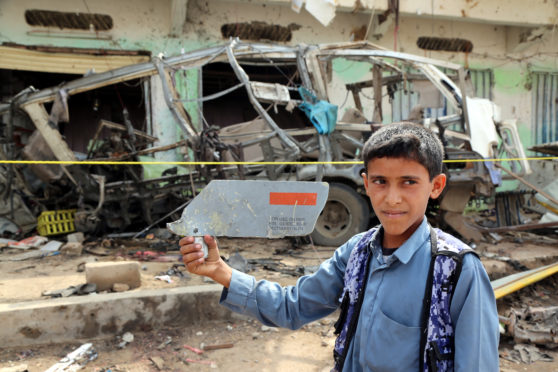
[{"x1": 220, "y1": 217, "x2": 500, "y2": 371}]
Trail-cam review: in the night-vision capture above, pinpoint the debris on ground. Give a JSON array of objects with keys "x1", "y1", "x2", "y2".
[
  {"x1": 60, "y1": 242, "x2": 83, "y2": 257},
  {"x1": 156, "y1": 336, "x2": 172, "y2": 350},
  {"x1": 154, "y1": 275, "x2": 173, "y2": 284},
  {"x1": 39, "y1": 241, "x2": 63, "y2": 253},
  {"x1": 41, "y1": 283, "x2": 97, "y2": 298},
  {"x1": 149, "y1": 356, "x2": 165, "y2": 370},
  {"x1": 500, "y1": 306, "x2": 558, "y2": 347},
  {"x1": 116, "y1": 332, "x2": 134, "y2": 349},
  {"x1": 183, "y1": 344, "x2": 204, "y2": 355},
  {"x1": 44, "y1": 343, "x2": 97, "y2": 372},
  {"x1": 202, "y1": 343, "x2": 234, "y2": 351},
  {"x1": 8, "y1": 236, "x2": 48, "y2": 250},
  {"x1": 500, "y1": 344, "x2": 554, "y2": 364},
  {"x1": 227, "y1": 252, "x2": 250, "y2": 273}
]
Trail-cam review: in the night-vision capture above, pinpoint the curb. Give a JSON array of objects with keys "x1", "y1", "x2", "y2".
[{"x1": 0, "y1": 285, "x2": 237, "y2": 348}]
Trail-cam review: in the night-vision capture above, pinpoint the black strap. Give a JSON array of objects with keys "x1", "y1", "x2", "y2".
[
  {"x1": 420, "y1": 227, "x2": 438, "y2": 371},
  {"x1": 420, "y1": 226, "x2": 477, "y2": 371},
  {"x1": 334, "y1": 244, "x2": 373, "y2": 369}
]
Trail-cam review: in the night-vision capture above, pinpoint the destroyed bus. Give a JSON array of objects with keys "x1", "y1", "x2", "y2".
[{"x1": 0, "y1": 40, "x2": 530, "y2": 244}]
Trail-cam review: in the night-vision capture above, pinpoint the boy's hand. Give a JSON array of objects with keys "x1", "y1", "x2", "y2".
[{"x1": 179, "y1": 235, "x2": 232, "y2": 288}]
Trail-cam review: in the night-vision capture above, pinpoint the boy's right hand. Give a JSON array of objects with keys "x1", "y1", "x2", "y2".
[{"x1": 179, "y1": 235, "x2": 232, "y2": 288}]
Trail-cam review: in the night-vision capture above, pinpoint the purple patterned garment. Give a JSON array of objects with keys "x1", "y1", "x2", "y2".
[
  {"x1": 421, "y1": 228, "x2": 473, "y2": 372},
  {"x1": 332, "y1": 227, "x2": 379, "y2": 372}
]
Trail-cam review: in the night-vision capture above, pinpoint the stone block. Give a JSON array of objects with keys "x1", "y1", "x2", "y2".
[
  {"x1": 86, "y1": 261, "x2": 141, "y2": 291},
  {"x1": 60, "y1": 242, "x2": 83, "y2": 256},
  {"x1": 66, "y1": 232, "x2": 85, "y2": 243}
]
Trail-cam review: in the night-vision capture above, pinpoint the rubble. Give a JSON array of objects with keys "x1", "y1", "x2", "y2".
[
  {"x1": 149, "y1": 356, "x2": 165, "y2": 370},
  {"x1": 60, "y1": 242, "x2": 83, "y2": 256},
  {"x1": 501, "y1": 344, "x2": 554, "y2": 364},
  {"x1": 66, "y1": 232, "x2": 85, "y2": 244},
  {"x1": 154, "y1": 275, "x2": 173, "y2": 284},
  {"x1": 227, "y1": 252, "x2": 249, "y2": 273},
  {"x1": 500, "y1": 306, "x2": 558, "y2": 347},
  {"x1": 7, "y1": 236, "x2": 47, "y2": 250},
  {"x1": 202, "y1": 343, "x2": 234, "y2": 351},
  {"x1": 44, "y1": 343, "x2": 97, "y2": 372},
  {"x1": 39, "y1": 241, "x2": 63, "y2": 252}
]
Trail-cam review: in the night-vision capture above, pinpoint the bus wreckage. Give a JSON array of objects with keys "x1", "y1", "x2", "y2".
[{"x1": 0, "y1": 39, "x2": 531, "y2": 244}]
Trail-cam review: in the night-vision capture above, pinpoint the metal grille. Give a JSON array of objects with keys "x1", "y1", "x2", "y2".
[
  {"x1": 25, "y1": 9, "x2": 113, "y2": 31},
  {"x1": 532, "y1": 71, "x2": 558, "y2": 145},
  {"x1": 469, "y1": 69, "x2": 493, "y2": 100}
]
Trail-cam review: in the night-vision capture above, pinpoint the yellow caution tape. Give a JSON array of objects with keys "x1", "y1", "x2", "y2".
[{"x1": 0, "y1": 156, "x2": 557, "y2": 166}]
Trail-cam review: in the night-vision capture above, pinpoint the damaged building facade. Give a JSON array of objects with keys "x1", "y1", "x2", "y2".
[{"x1": 0, "y1": 0, "x2": 557, "y2": 240}]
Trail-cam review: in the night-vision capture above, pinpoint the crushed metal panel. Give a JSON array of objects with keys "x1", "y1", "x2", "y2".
[
  {"x1": 466, "y1": 97, "x2": 500, "y2": 158},
  {"x1": 22, "y1": 131, "x2": 64, "y2": 182},
  {"x1": 250, "y1": 82, "x2": 290, "y2": 104},
  {"x1": 22, "y1": 103, "x2": 76, "y2": 161}
]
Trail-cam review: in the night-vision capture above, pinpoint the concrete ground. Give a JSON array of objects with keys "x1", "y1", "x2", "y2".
[{"x1": 0, "y1": 234, "x2": 557, "y2": 371}]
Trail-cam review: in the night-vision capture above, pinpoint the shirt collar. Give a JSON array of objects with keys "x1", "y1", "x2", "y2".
[{"x1": 369, "y1": 217, "x2": 430, "y2": 265}]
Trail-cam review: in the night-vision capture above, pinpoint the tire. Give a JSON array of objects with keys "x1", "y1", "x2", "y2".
[{"x1": 310, "y1": 183, "x2": 370, "y2": 246}]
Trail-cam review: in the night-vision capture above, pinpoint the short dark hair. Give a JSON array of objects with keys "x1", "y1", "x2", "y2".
[{"x1": 362, "y1": 122, "x2": 444, "y2": 180}]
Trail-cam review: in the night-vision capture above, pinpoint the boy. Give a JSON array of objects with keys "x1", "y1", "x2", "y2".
[{"x1": 180, "y1": 122, "x2": 500, "y2": 371}]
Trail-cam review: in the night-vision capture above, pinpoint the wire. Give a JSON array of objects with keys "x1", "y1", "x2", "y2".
[
  {"x1": 0, "y1": 156, "x2": 557, "y2": 166},
  {"x1": 173, "y1": 82, "x2": 246, "y2": 103}
]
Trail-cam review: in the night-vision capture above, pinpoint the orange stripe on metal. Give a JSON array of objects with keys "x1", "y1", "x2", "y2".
[{"x1": 269, "y1": 192, "x2": 317, "y2": 206}]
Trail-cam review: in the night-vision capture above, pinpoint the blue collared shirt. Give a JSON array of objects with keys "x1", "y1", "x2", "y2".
[{"x1": 220, "y1": 217, "x2": 500, "y2": 371}]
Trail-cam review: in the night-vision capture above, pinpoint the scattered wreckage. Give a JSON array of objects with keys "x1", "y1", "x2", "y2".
[{"x1": 0, "y1": 39, "x2": 532, "y2": 243}]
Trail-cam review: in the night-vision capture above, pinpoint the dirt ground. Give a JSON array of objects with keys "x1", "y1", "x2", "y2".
[{"x1": 0, "y1": 234, "x2": 557, "y2": 371}]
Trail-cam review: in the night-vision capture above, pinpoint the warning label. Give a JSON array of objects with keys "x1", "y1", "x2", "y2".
[{"x1": 268, "y1": 216, "x2": 307, "y2": 232}]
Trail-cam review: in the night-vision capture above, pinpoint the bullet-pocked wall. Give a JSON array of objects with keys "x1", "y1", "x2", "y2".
[{"x1": 0, "y1": 0, "x2": 557, "y2": 168}]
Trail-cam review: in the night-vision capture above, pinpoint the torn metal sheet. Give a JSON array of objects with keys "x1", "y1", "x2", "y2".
[
  {"x1": 167, "y1": 180, "x2": 328, "y2": 238},
  {"x1": 305, "y1": 0, "x2": 336, "y2": 27},
  {"x1": 501, "y1": 306, "x2": 558, "y2": 347},
  {"x1": 251, "y1": 82, "x2": 290, "y2": 104}
]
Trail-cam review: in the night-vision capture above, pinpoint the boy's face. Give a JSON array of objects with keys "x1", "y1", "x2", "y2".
[{"x1": 362, "y1": 157, "x2": 446, "y2": 248}]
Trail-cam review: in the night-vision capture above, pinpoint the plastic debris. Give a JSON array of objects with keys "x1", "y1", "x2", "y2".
[
  {"x1": 155, "y1": 275, "x2": 173, "y2": 283},
  {"x1": 44, "y1": 343, "x2": 97, "y2": 372},
  {"x1": 40, "y1": 240, "x2": 63, "y2": 252},
  {"x1": 8, "y1": 236, "x2": 48, "y2": 250}
]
